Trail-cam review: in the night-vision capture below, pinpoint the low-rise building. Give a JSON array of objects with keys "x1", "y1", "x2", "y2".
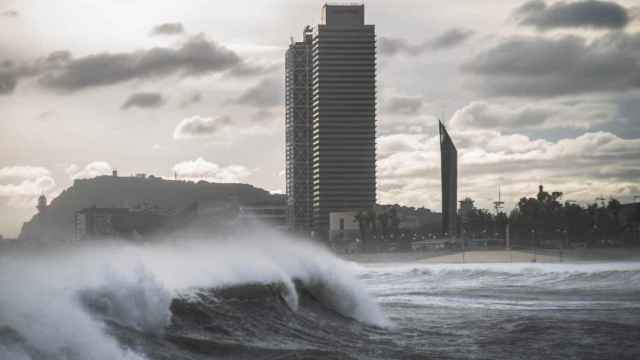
[
  {"x1": 329, "y1": 211, "x2": 360, "y2": 243},
  {"x1": 237, "y1": 202, "x2": 287, "y2": 230},
  {"x1": 74, "y1": 207, "x2": 132, "y2": 240},
  {"x1": 74, "y1": 205, "x2": 173, "y2": 241}
]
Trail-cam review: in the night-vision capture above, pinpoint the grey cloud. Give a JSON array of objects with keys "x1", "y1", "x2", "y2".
[
  {"x1": 379, "y1": 28, "x2": 473, "y2": 56},
  {"x1": 3, "y1": 34, "x2": 275, "y2": 95},
  {"x1": 251, "y1": 109, "x2": 275, "y2": 122},
  {"x1": 121, "y1": 92, "x2": 165, "y2": 110},
  {"x1": 179, "y1": 92, "x2": 202, "y2": 108},
  {"x1": 383, "y1": 96, "x2": 424, "y2": 115},
  {"x1": 226, "y1": 62, "x2": 279, "y2": 78},
  {"x1": 45, "y1": 50, "x2": 72, "y2": 64},
  {"x1": 37, "y1": 110, "x2": 56, "y2": 121},
  {"x1": 379, "y1": 37, "x2": 416, "y2": 56},
  {"x1": 0, "y1": 51, "x2": 70, "y2": 95},
  {"x1": 151, "y1": 22, "x2": 184, "y2": 36},
  {"x1": 462, "y1": 32, "x2": 640, "y2": 97},
  {"x1": 34, "y1": 34, "x2": 267, "y2": 92},
  {"x1": 449, "y1": 101, "x2": 617, "y2": 132},
  {"x1": 0, "y1": 71, "x2": 17, "y2": 94},
  {"x1": 0, "y1": 59, "x2": 34, "y2": 95},
  {"x1": 1, "y1": 33, "x2": 273, "y2": 95},
  {"x1": 515, "y1": 0, "x2": 630, "y2": 30},
  {"x1": 173, "y1": 115, "x2": 232, "y2": 139},
  {"x1": 1, "y1": 10, "x2": 18, "y2": 18},
  {"x1": 430, "y1": 28, "x2": 475, "y2": 50},
  {"x1": 39, "y1": 35, "x2": 239, "y2": 91},
  {"x1": 232, "y1": 77, "x2": 282, "y2": 107}
]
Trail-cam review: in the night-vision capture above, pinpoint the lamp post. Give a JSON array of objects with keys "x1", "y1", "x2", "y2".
[
  {"x1": 556, "y1": 228, "x2": 567, "y2": 262},
  {"x1": 531, "y1": 228, "x2": 537, "y2": 262}
]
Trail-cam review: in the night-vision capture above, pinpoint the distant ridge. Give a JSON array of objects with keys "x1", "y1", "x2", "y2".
[{"x1": 19, "y1": 175, "x2": 282, "y2": 242}]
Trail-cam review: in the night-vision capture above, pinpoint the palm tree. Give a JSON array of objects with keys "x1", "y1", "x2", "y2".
[
  {"x1": 378, "y1": 211, "x2": 389, "y2": 239},
  {"x1": 354, "y1": 210, "x2": 368, "y2": 249},
  {"x1": 366, "y1": 209, "x2": 378, "y2": 251}
]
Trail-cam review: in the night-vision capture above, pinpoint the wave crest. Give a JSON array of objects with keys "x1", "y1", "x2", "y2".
[{"x1": 0, "y1": 235, "x2": 388, "y2": 360}]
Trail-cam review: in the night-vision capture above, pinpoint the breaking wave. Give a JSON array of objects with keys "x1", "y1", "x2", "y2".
[{"x1": 0, "y1": 234, "x2": 388, "y2": 360}]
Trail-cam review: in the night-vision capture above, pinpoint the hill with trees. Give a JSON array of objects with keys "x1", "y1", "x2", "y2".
[{"x1": 18, "y1": 175, "x2": 280, "y2": 243}]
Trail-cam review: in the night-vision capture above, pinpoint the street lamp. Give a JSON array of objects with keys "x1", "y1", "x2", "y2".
[
  {"x1": 531, "y1": 228, "x2": 537, "y2": 262},
  {"x1": 555, "y1": 228, "x2": 567, "y2": 262}
]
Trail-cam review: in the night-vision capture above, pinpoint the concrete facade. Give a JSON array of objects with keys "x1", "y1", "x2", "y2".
[
  {"x1": 238, "y1": 203, "x2": 288, "y2": 230},
  {"x1": 311, "y1": 4, "x2": 377, "y2": 237},
  {"x1": 329, "y1": 211, "x2": 360, "y2": 242},
  {"x1": 286, "y1": 4, "x2": 377, "y2": 239},
  {"x1": 285, "y1": 27, "x2": 314, "y2": 233}
]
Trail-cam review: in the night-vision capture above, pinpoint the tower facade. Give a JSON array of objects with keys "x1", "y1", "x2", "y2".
[
  {"x1": 285, "y1": 4, "x2": 377, "y2": 239},
  {"x1": 285, "y1": 27, "x2": 313, "y2": 232},
  {"x1": 439, "y1": 121, "x2": 458, "y2": 236},
  {"x1": 311, "y1": 4, "x2": 377, "y2": 237}
]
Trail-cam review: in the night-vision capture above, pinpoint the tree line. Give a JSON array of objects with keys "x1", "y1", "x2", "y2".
[
  {"x1": 351, "y1": 185, "x2": 640, "y2": 251},
  {"x1": 460, "y1": 185, "x2": 640, "y2": 248}
]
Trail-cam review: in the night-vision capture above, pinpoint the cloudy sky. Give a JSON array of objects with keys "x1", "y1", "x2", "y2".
[{"x1": 1, "y1": 0, "x2": 639, "y2": 237}]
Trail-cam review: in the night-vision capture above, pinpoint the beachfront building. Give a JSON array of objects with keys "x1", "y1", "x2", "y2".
[
  {"x1": 237, "y1": 202, "x2": 288, "y2": 230},
  {"x1": 286, "y1": 4, "x2": 377, "y2": 240},
  {"x1": 285, "y1": 26, "x2": 314, "y2": 233}
]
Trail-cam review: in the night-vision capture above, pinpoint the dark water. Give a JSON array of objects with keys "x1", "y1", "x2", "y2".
[
  {"x1": 1, "y1": 241, "x2": 640, "y2": 359},
  {"x1": 364, "y1": 262, "x2": 640, "y2": 360}
]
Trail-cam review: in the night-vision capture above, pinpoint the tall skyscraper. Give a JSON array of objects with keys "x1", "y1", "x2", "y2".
[
  {"x1": 439, "y1": 120, "x2": 458, "y2": 236},
  {"x1": 285, "y1": 27, "x2": 313, "y2": 232},
  {"x1": 285, "y1": 4, "x2": 377, "y2": 239}
]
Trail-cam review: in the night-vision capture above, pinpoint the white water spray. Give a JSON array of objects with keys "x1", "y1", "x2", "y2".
[{"x1": 0, "y1": 232, "x2": 388, "y2": 360}]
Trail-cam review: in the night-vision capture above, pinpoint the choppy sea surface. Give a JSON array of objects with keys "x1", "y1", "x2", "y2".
[
  {"x1": 363, "y1": 261, "x2": 640, "y2": 360},
  {"x1": 1, "y1": 237, "x2": 639, "y2": 359}
]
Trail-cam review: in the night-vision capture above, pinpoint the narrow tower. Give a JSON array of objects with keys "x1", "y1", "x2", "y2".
[
  {"x1": 285, "y1": 26, "x2": 313, "y2": 233},
  {"x1": 37, "y1": 194, "x2": 47, "y2": 214},
  {"x1": 439, "y1": 121, "x2": 458, "y2": 236}
]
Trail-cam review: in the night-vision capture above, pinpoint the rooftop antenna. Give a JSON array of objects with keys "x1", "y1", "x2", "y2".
[{"x1": 493, "y1": 185, "x2": 504, "y2": 214}]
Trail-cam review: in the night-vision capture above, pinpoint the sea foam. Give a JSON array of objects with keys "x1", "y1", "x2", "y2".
[{"x1": 0, "y1": 231, "x2": 387, "y2": 360}]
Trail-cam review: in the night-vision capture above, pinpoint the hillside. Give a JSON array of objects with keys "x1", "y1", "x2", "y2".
[{"x1": 19, "y1": 175, "x2": 281, "y2": 242}]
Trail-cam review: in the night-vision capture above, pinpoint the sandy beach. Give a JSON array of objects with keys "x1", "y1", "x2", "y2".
[{"x1": 344, "y1": 248, "x2": 640, "y2": 264}]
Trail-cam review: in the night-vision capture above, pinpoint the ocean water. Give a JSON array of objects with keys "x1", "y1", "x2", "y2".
[
  {"x1": 363, "y1": 261, "x2": 640, "y2": 360},
  {"x1": 1, "y1": 235, "x2": 639, "y2": 360}
]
